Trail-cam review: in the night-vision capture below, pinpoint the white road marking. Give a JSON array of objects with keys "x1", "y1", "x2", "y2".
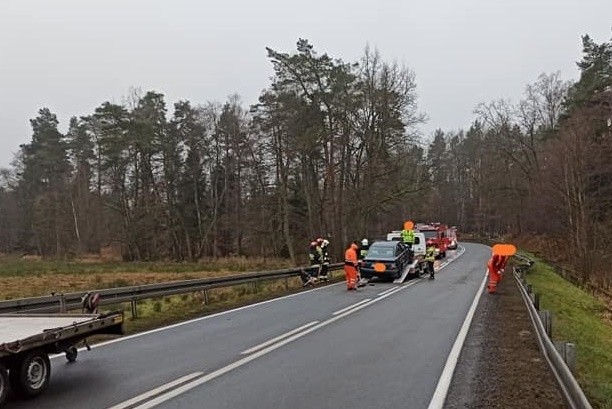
[
  {"x1": 108, "y1": 372, "x2": 203, "y2": 409},
  {"x1": 377, "y1": 287, "x2": 399, "y2": 296},
  {"x1": 122, "y1": 280, "x2": 421, "y2": 409},
  {"x1": 67, "y1": 246, "x2": 468, "y2": 359},
  {"x1": 51, "y1": 281, "x2": 343, "y2": 359},
  {"x1": 332, "y1": 299, "x2": 372, "y2": 315},
  {"x1": 240, "y1": 321, "x2": 319, "y2": 355},
  {"x1": 426, "y1": 268, "x2": 488, "y2": 409}
]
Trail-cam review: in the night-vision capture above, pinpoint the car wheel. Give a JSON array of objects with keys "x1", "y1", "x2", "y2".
[{"x1": 0, "y1": 364, "x2": 8, "y2": 406}]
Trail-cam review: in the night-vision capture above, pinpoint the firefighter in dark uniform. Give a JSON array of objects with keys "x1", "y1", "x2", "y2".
[{"x1": 425, "y1": 244, "x2": 436, "y2": 279}]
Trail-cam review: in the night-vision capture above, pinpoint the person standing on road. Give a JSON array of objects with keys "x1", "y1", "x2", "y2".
[
  {"x1": 344, "y1": 241, "x2": 359, "y2": 291},
  {"x1": 487, "y1": 254, "x2": 504, "y2": 293},
  {"x1": 357, "y1": 238, "x2": 370, "y2": 287},
  {"x1": 319, "y1": 238, "x2": 331, "y2": 281},
  {"x1": 425, "y1": 244, "x2": 436, "y2": 279},
  {"x1": 401, "y1": 227, "x2": 415, "y2": 250},
  {"x1": 308, "y1": 239, "x2": 323, "y2": 282},
  {"x1": 358, "y1": 238, "x2": 370, "y2": 260}
]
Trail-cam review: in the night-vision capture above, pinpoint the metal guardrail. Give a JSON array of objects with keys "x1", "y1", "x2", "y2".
[
  {"x1": 0, "y1": 263, "x2": 344, "y2": 315},
  {"x1": 513, "y1": 254, "x2": 592, "y2": 409}
]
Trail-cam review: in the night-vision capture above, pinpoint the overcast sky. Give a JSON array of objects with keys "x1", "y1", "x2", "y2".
[{"x1": 1, "y1": 0, "x2": 610, "y2": 168}]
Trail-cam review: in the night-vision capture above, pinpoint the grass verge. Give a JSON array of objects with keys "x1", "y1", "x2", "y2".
[{"x1": 524, "y1": 257, "x2": 612, "y2": 409}]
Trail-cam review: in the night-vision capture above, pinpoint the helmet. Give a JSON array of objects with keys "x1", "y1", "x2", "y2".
[
  {"x1": 321, "y1": 239, "x2": 329, "y2": 247},
  {"x1": 361, "y1": 238, "x2": 369, "y2": 246},
  {"x1": 316, "y1": 237, "x2": 324, "y2": 245}
]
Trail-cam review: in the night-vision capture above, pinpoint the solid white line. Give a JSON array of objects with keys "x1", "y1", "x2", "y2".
[
  {"x1": 240, "y1": 321, "x2": 319, "y2": 355},
  {"x1": 332, "y1": 299, "x2": 372, "y2": 315},
  {"x1": 426, "y1": 269, "x2": 488, "y2": 409},
  {"x1": 107, "y1": 372, "x2": 203, "y2": 409},
  {"x1": 129, "y1": 280, "x2": 421, "y2": 409}
]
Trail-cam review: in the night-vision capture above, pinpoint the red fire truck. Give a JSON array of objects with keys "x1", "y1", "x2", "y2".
[{"x1": 416, "y1": 223, "x2": 451, "y2": 258}]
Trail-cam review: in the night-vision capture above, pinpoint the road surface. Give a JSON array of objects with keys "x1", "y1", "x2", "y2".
[{"x1": 5, "y1": 243, "x2": 491, "y2": 409}]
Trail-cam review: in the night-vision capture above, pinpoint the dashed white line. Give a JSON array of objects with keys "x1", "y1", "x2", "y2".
[
  {"x1": 118, "y1": 280, "x2": 421, "y2": 409},
  {"x1": 241, "y1": 321, "x2": 319, "y2": 355},
  {"x1": 107, "y1": 372, "x2": 203, "y2": 409},
  {"x1": 332, "y1": 299, "x2": 372, "y2": 315}
]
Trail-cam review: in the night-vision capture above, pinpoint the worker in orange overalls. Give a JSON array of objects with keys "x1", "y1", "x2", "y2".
[
  {"x1": 344, "y1": 241, "x2": 359, "y2": 291},
  {"x1": 487, "y1": 254, "x2": 505, "y2": 294}
]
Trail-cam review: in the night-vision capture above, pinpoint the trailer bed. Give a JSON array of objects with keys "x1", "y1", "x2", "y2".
[
  {"x1": 0, "y1": 315, "x2": 99, "y2": 345},
  {"x1": 0, "y1": 311, "x2": 124, "y2": 406}
]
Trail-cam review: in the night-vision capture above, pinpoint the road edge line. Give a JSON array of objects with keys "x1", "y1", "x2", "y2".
[{"x1": 427, "y1": 268, "x2": 487, "y2": 409}]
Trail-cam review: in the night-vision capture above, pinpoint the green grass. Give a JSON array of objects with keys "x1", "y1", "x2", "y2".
[
  {"x1": 523, "y1": 256, "x2": 612, "y2": 409},
  {"x1": 101, "y1": 276, "x2": 340, "y2": 335},
  {"x1": 0, "y1": 256, "x2": 293, "y2": 277}
]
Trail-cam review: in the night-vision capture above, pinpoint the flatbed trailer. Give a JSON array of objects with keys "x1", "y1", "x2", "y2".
[{"x1": 0, "y1": 311, "x2": 123, "y2": 406}]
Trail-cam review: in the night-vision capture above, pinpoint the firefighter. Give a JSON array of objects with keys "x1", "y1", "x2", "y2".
[
  {"x1": 308, "y1": 239, "x2": 323, "y2": 281},
  {"x1": 308, "y1": 240, "x2": 322, "y2": 265},
  {"x1": 319, "y1": 238, "x2": 330, "y2": 281},
  {"x1": 344, "y1": 241, "x2": 359, "y2": 290},
  {"x1": 425, "y1": 244, "x2": 436, "y2": 279},
  {"x1": 357, "y1": 238, "x2": 370, "y2": 287},
  {"x1": 487, "y1": 254, "x2": 504, "y2": 293}
]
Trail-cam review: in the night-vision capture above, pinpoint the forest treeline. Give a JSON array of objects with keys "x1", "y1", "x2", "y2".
[{"x1": 0, "y1": 36, "x2": 610, "y2": 287}]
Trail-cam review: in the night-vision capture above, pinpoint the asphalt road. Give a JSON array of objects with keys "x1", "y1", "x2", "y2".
[{"x1": 5, "y1": 243, "x2": 492, "y2": 409}]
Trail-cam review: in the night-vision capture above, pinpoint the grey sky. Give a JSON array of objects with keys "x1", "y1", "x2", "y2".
[{"x1": 1, "y1": 0, "x2": 610, "y2": 168}]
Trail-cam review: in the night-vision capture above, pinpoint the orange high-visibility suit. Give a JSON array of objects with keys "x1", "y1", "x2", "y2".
[
  {"x1": 344, "y1": 243, "x2": 359, "y2": 290},
  {"x1": 487, "y1": 254, "x2": 504, "y2": 293}
]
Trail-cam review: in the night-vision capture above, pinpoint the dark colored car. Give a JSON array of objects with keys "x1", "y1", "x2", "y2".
[{"x1": 359, "y1": 240, "x2": 412, "y2": 280}]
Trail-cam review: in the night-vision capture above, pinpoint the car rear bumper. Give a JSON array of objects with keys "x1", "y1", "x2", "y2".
[{"x1": 359, "y1": 267, "x2": 400, "y2": 280}]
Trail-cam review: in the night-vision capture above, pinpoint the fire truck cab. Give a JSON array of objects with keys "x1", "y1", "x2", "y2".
[{"x1": 416, "y1": 223, "x2": 449, "y2": 259}]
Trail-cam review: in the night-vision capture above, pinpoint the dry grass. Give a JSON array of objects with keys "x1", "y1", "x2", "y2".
[{"x1": 0, "y1": 256, "x2": 294, "y2": 300}]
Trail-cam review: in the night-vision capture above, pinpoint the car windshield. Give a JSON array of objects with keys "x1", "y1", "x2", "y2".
[
  {"x1": 367, "y1": 246, "x2": 396, "y2": 258},
  {"x1": 421, "y1": 231, "x2": 438, "y2": 239}
]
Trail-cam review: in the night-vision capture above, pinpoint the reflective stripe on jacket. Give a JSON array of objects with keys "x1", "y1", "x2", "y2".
[
  {"x1": 401, "y1": 229, "x2": 415, "y2": 244},
  {"x1": 425, "y1": 246, "x2": 435, "y2": 261}
]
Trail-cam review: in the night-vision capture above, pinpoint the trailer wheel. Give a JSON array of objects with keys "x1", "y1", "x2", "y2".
[
  {"x1": 0, "y1": 364, "x2": 8, "y2": 406},
  {"x1": 9, "y1": 350, "x2": 50, "y2": 398},
  {"x1": 65, "y1": 346, "x2": 78, "y2": 363}
]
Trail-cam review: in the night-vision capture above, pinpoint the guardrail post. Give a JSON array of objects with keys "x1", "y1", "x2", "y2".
[
  {"x1": 130, "y1": 299, "x2": 138, "y2": 319},
  {"x1": 204, "y1": 289, "x2": 209, "y2": 305},
  {"x1": 534, "y1": 293, "x2": 540, "y2": 310},
  {"x1": 554, "y1": 341, "x2": 577, "y2": 373},
  {"x1": 529, "y1": 292, "x2": 536, "y2": 305},
  {"x1": 539, "y1": 310, "x2": 552, "y2": 338},
  {"x1": 527, "y1": 284, "x2": 532, "y2": 294},
  {"x1": 284, "y1": 277, "x2": 289, "y2": 290},
  {"x1": 565, "y1": 342, "x2": 576, "y2": 373},
  {"x1": 60, "y1": 293, "x2": 66, "y2": 313}
]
